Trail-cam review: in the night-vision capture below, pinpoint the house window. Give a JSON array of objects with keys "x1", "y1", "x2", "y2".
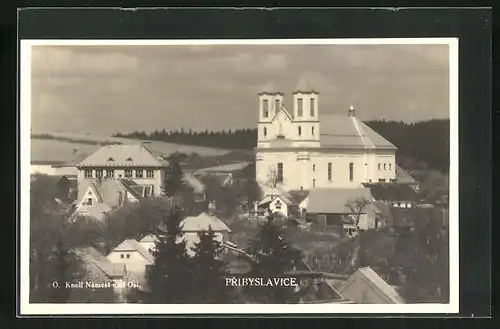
[
  {"x1": 383, "y1": 163, "x2": 386, "y2": 170},
  {"x1": 313, "y1": 164, "x2": 316, "y2": 172},
  {"x1": 84, "y1": 170, "x2": 93, "y2": 178},
  {"x1": 263, "y1": 127, "x2": 267, "y2": 137},
  {"x1": 312, "y1": 126, "x2": 315, "y2": 136},
  {"x1": 87, "y1": 198, "x2": 93, "y2": 205},
  {"x1": 125, "y1": 169, "x2": 133, "y2": 178},
  {"x1": 126, "y1": 254, "x2": 130, "y2": 259},
  {"x1": 378, "y1": 163, "x2": 381, "y2": 170},
  {"x1": 136, "y1": 169, "x2": 144, "y2": 178},
  {"x1": 328, "y1": 163, "x2": 332, "y2": 181},
  {"x1": 275, "y1": 99, "x2": 280, "y2": 111},
  {"x1": 310, "y1": 98, "x2": 315, "y2": 117},
  {"x1": 120, "y1": 254, "x2": 124, "y2": 259},
  {"x1": 297, "y1": 98, "x2": 303, "y2": 117},
  {"x1": 263, "y1": 99, "x2": 269, "y2": 118},
  {"x1": 106, "y1": 169, "x2": 114, "y2": 178},
  {"x1": 277, "y1": 163, "x2": 284, "y2": 183},
  {"x1": 275, "y1": 200, "x2": 282, "y2": 210},
  {"x1": 312, "y1": 179, "x2": 316, "y2": 187},
  {"x1": 96, "y1": 169, "x2": 103, "y2": 179},
  {"x1": 146, "y1": 169, "x2": 155, "y2": 178},
  {"x1": 298, "y1": 126, "x2": 302, "y2": 136},
  {"x1": 389, "y1": 163, "x2": 392, "y2": 170},
  {"x1": 349, "y1": 162, "x2": 354, "y2": 182}
]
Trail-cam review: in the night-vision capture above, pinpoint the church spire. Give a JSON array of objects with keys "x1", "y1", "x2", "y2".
[{"x1": 294, "y1": 74, "x2": 317, "y2": 94}]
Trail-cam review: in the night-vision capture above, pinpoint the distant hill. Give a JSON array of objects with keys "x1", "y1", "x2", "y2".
[
  {"x1": 113, "y1": 119, "x2": 450, "y2": 173},
  {"x1": 30, "y1": 132, "x2": 231, "y2": 164}
]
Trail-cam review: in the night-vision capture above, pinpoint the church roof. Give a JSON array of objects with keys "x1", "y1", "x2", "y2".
[{"x1": 319, "y1": 114, "x2": 396, "y2": 150}]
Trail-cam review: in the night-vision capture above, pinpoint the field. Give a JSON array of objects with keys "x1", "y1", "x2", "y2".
[{"x1": 30, "y1": 132, "x2": 232, "y2": 163}]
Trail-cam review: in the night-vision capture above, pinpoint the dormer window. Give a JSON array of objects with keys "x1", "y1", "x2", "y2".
[
  {"x1": 107, "y1": 157, "x2": 114, "y2": 162},
  {"x1": 126, "y1": 157, "x2": 133, "y2": 162}
]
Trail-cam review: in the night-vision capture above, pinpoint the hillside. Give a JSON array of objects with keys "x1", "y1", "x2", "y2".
[
  {"x1": 113, "y1": 119, "x2": 450, "y2": 172},
  {"x1": 30, "y1": 132, "x2": 231, "y2": 163}
]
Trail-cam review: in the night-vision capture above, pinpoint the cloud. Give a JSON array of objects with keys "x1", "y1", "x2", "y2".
[
  {"x1": 31, "y1": 46, "x2": 139, "y2": 77},
  {"x1": 29, "y1": 43, "x2": 450, "y2": 135},
  {"x1": 262, "y1": 54, "x2": 288, "y2": 70}
]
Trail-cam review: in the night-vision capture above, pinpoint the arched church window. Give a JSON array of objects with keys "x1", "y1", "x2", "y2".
[
  {"x1": 263, "y1": 127, "x2": 267, "y2": 137},
  {"x1": 298, "y1": 126, "x2": 302, "y2": 136}
]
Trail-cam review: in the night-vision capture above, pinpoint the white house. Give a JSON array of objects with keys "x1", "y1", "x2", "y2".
[
  {"x1": 180, "y1": 212, "x2": 232, "y2": 256},
  {"x1": 74, "y1": 144, "x2": 170, "y2": 220},
  {"x1": 106, "y1": 239, "x2": 154, "y2": 274},
  {"x1": 255, "y1": 79, "x2": 397, "y2": 192}
]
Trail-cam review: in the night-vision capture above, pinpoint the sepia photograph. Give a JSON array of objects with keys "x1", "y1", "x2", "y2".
[{"x1": 20, "y1": 38, "x2": 458, "y2": 314}]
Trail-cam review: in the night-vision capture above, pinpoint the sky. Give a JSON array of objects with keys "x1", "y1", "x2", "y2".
[{"x1": 30, "y1": 43, "x2": 450, "y2": 136}]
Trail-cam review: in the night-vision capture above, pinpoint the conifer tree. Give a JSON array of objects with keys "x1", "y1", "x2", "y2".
[
  {"x1": 144, "y1": 208, "x2": 195, "y2": 303},
  {"x1": 190, "y1": 226, "x2": 234, "y2": 303},
  {"x1": 163, "y1": 157, "x2": 185, "y2": 198}
]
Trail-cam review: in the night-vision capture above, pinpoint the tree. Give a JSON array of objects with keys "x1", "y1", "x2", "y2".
[
  {"x1": 143, "y1": 209, "x2": 195, "y2": 303},
  {"x1": 267, "y1": 166, "x2": 279, "y2": 189},
  {"x1": 163, "y1": 157, "x2": 186, "y2": 198},
  {"x1": 190, "y1": 227, "x2": 234, "y2": 303},
  {"x1": 243, "y1": 177, "x2": 262, "y2": 209},
  {"x1": 244, "y1": 218, "x2": 302, "y2": 303},
  {"x1": 30, "y1": 175, "x2": 114, "y2": 303},
  {"x1": 344, "y1": 196, "x2": 371, "y2": 270}
]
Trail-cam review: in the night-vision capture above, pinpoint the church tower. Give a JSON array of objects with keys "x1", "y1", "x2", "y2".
[
  {"x1": 257, "y1": 82, "x2": 284, "y2": 148},
  {"x1": 292, "y1": 76, "x2": 320, "y2": 148}
]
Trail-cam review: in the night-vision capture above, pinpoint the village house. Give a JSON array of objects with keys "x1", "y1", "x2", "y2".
[
  {"x1": 336, "y1": 267, "x2": 405, "y2": 304},
  {"x1": 305, "y1": 188, "x2": 381, "y2": 236},
  {"x1": 71, "y1": 246, "x2": 128, "y2": 302},
  {"x1": 179, "y1": 212, "x2": 232, "y2": 256},
  {"x1": 73, "y1": 144, "x2": 170, "y2": 220},
  {"x1": 257, "y1": 187, "x2": 309, "y2": 218},
  {"x1": 106, "y1": 239, "x2": 155, "y2": 274}
]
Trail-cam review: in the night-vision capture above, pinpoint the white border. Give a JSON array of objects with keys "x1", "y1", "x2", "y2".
[{"x1": 20, "y1": 38, "x2": 459, "y2": 315}]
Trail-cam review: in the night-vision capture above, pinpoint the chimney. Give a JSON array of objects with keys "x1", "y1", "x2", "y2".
[{"x1": 348, "y1": 105, "x2": 356, "y2": 117}]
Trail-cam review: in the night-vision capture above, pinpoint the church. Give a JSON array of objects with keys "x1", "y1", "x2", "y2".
[{"x1": 255, "y1": 80, "x2": 397, "y2": 192}]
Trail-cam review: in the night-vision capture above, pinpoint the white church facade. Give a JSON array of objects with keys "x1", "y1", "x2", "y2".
[{"x1": 255, "y1": 84, "x2": 397, "y2": 192}]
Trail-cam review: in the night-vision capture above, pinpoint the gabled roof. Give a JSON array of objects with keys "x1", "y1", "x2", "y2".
[
  {"x1": 395, "y1": 165, "x2": 419, "y2": 184},
  {"x1": 72, "y1": 247, "x2": 126, "y2": 278},
  {"x1": 112, "y1": 239, "x2": 154, "y2": 263},
  {"x1": 78, "y1": 144, "x2": 167, "y2": 167},
  {"x1": 76, "y1": 203, "x2": 113, "y2": 220},
  {"x1": 319, "y1": 115, "x2": 396, "y2": 150},
  {"x1": 140, "y1": 234, "x2": 159, "y2": 243},
  {"x1": 183, "y1": 172, "x2": 205, "y2": 194},
  {"x1": 307, "y1": 188, "x2": 375, "y2": 214},
  {"x1": 338, "y1": 267, "x2": 405, "y2": 304},
  {"x1": 76, "y1": 179, "x2": 143, "y2": 209},
  {"x1": 271, "y1": 105, "x2": 294, "y2": 122},
  {"x1": 181, "y1": 212, "x2": 231, "y2": 232},
  {"x1": 362, "y1": 183, "x2": 419, "y2": 202}
]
